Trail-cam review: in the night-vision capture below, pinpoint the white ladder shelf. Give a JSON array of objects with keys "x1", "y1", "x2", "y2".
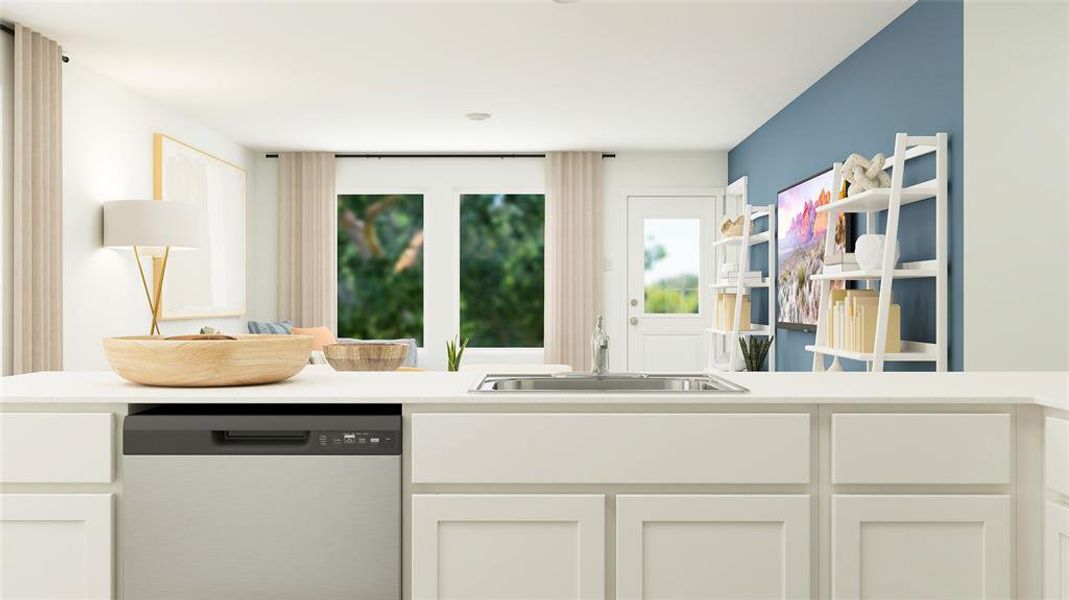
[
  {"x1": 806, "y1": 132, "x2": 948, "y2": 372},
  {"x1": 707, "y1": 175, "x2": 777, "y2": 373}
]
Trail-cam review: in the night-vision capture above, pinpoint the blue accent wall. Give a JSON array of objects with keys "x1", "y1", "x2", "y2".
[{"x1": 728, "y1": 0, "x2": 963, "y2": 371}]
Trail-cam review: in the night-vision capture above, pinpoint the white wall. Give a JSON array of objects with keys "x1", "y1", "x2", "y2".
[
  {"x1": 602, "y1": 152, "x2": 728, "y2": 370},
  {"x1": 0, "y1": 34, "x2": 12, "y2": 376},
  {"x1": 248, "y1": 154, "x2": 278, "y2": 323},
  {"x1": 963, "y1": 1, "x2": 1069, "y2": 370},
  {"x1": 63, "y1": 62, "x2": 257, "y2": 370}
]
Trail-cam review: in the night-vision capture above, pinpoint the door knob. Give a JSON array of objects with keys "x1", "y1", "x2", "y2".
[
  {"x1": 629, "y1": 299, "x2": 638, "y2": 307},
  {"x1": 630, "y1": 317, "x2": 639, "y2": 325}
]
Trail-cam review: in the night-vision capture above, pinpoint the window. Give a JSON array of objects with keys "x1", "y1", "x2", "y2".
[
  {"x1": 337, "y1": 194, "x2": 424, "y2": 344},
  {"x1": 459, "y1": 193, "x2": 545, "y2": 347},
  {"x1": 643, "y1": 218, "x2": 700, "y2": 314}
]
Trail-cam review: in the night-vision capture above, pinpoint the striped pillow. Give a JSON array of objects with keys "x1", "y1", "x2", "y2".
[{"x1": 247, "y1": 319, "x2": 293, "y2": 335}]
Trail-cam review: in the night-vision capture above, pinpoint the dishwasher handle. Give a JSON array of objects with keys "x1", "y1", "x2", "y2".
[{"x1": 214, "y1": 430, "x2": 311, "y2": 445}]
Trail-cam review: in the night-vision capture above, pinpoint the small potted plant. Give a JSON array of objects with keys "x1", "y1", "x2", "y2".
[
  {"x1": 446, "y1": 335, "x2": 469, "y2": 372},
  {"x1": 738, "y1": 336, "x2": 774, "y2": 372}
]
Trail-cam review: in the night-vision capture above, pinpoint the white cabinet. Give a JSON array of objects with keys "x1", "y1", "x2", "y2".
[
  {"x1": 616, "y1": 495, "x2": 810, "y2": 599},
  {"x1": 411, "y1": 494, "x2": 604, "y2": 600},
  {"x1": 1048, "y1": 501, "x2": 1069, "y2": 599},
  {"x1": 0, "y1": 413, "x2": 114, "y2": 483},
  {"x1": 832, "y1": 495, "x2": 1010, "y2": 599},
  {"x1": 0, "y1": 494, "x2": 113, "y2": 599},
  {"x1": 1047, "y1": 417, "x2": 1069, "y2": 496},
  {"x1": 412, "y1": 413, "x2": 810, "y2": 484},
  {"x1": 832, "y1": 413, "x2": 1010, "y2": 484}
]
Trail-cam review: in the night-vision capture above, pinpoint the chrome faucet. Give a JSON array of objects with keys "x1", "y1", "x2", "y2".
[{"x1": 591, "y1": 315, "x2": 609, "y2": 376}]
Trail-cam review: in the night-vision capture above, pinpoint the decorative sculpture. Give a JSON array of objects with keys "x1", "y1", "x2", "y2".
[
  {"x1": 719, "y1": 215, "x2": 744, "y2": 237},
  {"x1": 841, "y1": 153, "x2": 892, "y2": 196}
]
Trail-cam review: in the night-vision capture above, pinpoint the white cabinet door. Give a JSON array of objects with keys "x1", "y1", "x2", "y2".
[
  {"x1": 1048, "y1": 501, "x2": 1069, "y2": 599},
  {"x1": 833, "y1": 495, "x2": 1010, "y2": 599},
  {"x1": 411, "y1": 494, "x2": 604, "y2": 600},
  {"x1": 0, "y1": 494, "x2": 113, "y2": 599},
  {"x1": 616, "y1": 495, "x2": 810, "y2": 599},
  {"x1": 1047, "y1": 417, "x2": 1069, "y2": 496}
]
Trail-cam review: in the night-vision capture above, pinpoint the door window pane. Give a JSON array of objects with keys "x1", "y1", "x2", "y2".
[
  {"x1": 460, "y1": 194, "x2": 544, "y2": 347},
  {"x1": 644, "y1": 218, "x2": 700, "y2": 314},
  {"x1": 337, "y1": 194, "x2": 424, "y2": 344}
]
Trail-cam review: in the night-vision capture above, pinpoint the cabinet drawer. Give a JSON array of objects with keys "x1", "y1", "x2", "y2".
[
  {"x1": 832, "y1": 413, "x2": 1010, "y2": 484},
  {"x1": 1047, "y1": 417, "x2": 1069, "y2": 496},
  {"x1": 0, "y1": 413, "x2": 114, "y2": 483},
  {"x1": 412, "y1": 413, "x2": 810, "y2": 484}
]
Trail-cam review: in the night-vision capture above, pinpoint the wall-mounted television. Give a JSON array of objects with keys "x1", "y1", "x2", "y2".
[{"x1": 776, "y1": 169, "x2": 847, "y2": 332}]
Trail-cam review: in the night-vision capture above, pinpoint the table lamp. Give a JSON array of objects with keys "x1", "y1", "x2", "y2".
[{"x1": 103, "y1": 200, "x2": 202, "y2": 335}]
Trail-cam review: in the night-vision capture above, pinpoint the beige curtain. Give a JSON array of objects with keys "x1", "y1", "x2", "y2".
[
  {"x1": 12, "y1": 24, "x2": 63, "y2": 374},
  {"x1": 277, "y1": 152, "x2": 337, "y2": 332},
  {"x1": 544, "y1": 152, "x2": 604, "y2": 370}
]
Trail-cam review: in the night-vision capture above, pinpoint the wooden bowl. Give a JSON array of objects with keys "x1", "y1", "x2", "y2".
[
  {"x1": 323, "y1": 342, "x2": 408, "y2": 372},
  {"x1": 103, "y1": 334, "x2": 313, "y2": 387}
]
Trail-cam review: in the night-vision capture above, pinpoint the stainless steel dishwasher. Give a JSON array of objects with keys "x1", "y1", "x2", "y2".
[{"x1": 123, "y1": 405, "x2": 401, "y2": 600}]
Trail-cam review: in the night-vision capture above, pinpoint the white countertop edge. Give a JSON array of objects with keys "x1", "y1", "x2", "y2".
[{"x1": 1, "y1": 368, "x2": 1067, "y2": 410}]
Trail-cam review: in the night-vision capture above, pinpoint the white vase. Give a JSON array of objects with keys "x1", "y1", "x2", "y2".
[{"x1": 855, "y1": 234, "x2": 899, "y2": 271}]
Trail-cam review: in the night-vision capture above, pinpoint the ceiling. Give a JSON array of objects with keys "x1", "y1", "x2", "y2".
[{"x1": 2, "y1": 0, "x2": 913, "y2": 152}]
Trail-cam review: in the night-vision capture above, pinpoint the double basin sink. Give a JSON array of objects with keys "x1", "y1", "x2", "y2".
[{"x1": 471, "y1": 373, "x2": 748, "y2": 394}]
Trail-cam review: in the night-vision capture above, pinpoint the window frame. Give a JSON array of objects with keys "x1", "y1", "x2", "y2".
[
  {"x1": 335, "y1": 189, "x2": 429, "y2": 346},
  {"x1": 334, "y1": 176, "x2": 545, "y2": 369},
  {"x1": 454, "y1": 186, "x2": 546, "y2": 365}
]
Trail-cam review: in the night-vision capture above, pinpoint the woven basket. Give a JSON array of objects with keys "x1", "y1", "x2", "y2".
[
  {"x1": 719, "y1": 215, "x2": 744, "y2": 237},
  {"x1": 323, "y1": 342, "x2": 408, "y2": 371}
]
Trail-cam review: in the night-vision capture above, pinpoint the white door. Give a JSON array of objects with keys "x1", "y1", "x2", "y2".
[
  {"x1": 617, "y1": 495, "x2": 810, "y2": 599},
  {"x1": 411, "y1": 494, "x2": 604, "y2": 600},
  {"x1": 1047, "y1": 501, "x2": 1069, "y2": 599},
  {"x1": 627, "y1": 195, "x2": 715, "y2": 372},
  {"x1": 833, "y1": 495, "x2": 1011, "y2": 599},
  {"x1": 0, "y1": 493, "x2": 113, "y2": 599}
]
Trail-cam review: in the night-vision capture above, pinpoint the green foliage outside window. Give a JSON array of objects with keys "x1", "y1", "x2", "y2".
[
  {"x1": 337, "y1": 194, "x2": 424, "y2": 344},
  {"x1": 460, "y1": 194, "x2": 545, "y2": 347}
]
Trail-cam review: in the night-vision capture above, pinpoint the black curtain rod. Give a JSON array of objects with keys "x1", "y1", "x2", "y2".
[
  {"x1": 265, "y1": 152, "x2": 616, "y2": 159},
  {"x1": 0, "y1": 23, "x2": 71, "y2": 62}
]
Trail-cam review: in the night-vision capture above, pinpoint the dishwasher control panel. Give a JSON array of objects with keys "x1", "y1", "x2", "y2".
[
  {"x1": 316, "y1": 430, "x2": 398, "y2": 453},
  {"x1": 123, "y1": 405, "x2": 402, "y2": 456}
]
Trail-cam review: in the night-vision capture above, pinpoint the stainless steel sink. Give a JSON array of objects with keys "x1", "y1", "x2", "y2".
[{"x1": 470, "y1": 373, "x2": 748, "y2": 394}]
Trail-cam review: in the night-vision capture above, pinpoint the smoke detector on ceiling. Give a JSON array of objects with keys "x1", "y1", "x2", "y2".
[{"x1": 465, "y1": 112, "x2": 492, "y2": 121}]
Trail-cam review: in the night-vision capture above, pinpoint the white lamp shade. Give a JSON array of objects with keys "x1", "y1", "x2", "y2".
[{"x1": 103, "y1": 200, "x2": 203, "y2": 249}]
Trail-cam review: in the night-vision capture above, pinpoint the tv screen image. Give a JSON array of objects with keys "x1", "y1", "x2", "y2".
[{"x1": 776, "y1": 169, "x2": 847, "y2": 331}]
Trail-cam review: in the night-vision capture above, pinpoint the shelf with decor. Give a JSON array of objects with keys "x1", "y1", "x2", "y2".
[
  {"x1": 711, "y1": 230, "x2": 771, "y2": 248},
  {"x1": 710, "y1": 278, "x2": 769, "y2": 289},
  {"x1": 810, "y1": 259, "x2": 937, "y2": 281},
  {"x1": 707, "y1": 324, "x2": 773, "y2": 337},
  {"x1": 806, "y1": 132, "x2": 948, "y2": 373},
  {"x1": 706, "y1": 175, "x2": 776, "y2": 373},
  {"x1": 804, "y1": 341, "x2": 939, "y2": 363},
  {"x1": 815, "y1": 181, "x2": 937, "y2": 214}
]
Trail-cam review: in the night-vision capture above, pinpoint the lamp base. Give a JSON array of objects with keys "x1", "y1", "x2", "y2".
[{"x1": 133, "y1": 245, "x2": 170, "y2": 335}]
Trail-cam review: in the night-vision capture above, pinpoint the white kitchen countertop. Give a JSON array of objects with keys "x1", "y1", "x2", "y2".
[{"x1": 1, "y1": 367, "x2": 1067, "y2": 409}]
